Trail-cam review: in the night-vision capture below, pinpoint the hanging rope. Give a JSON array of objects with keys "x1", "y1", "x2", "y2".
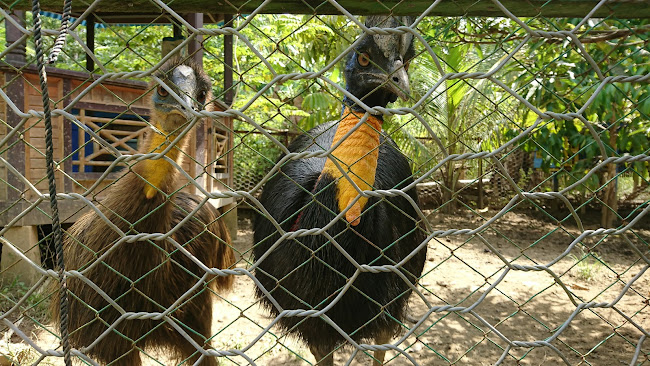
[
  {"x1": 30, "y1": 1, "x2": 72, "y2": 365},
  {"x1": 47, "y1": 0, "x2": 73, "y2": 64}
]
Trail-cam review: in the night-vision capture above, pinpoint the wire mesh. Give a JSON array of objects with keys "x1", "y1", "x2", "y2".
[{"x1": 0, "y1": 1, "x2": 649, "y2": 365}]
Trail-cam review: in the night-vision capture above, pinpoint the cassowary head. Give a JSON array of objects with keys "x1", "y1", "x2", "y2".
[
  {"x1": 151, "y1": 58, "x2": 212, "y2": 135},
  {"x1": 139, "y1": 58, "x2": 212, "y2": 200},
  {"x1": 344, "y1": 16, "x2": 415, "y2": 109}
]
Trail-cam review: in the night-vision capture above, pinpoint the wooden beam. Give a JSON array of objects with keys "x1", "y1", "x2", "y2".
[
  {"x1": 0, "y1": 63, "x2": 149, "y2": 89},
  {"x1": 0, "y1": 200, "x2": 89, "y2": 226},
  {"x1": 3, "y1": 71, "x2": 26, "y2": 204},
  {"x1": 6, "y1": 0, "x2": 650, "y2": 18},
  {"x1": 67, "y1": 12, "x2": 224, "y2": 24}
]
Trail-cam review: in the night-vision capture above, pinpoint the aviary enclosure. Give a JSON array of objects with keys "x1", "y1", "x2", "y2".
[{"x1": 0, "y1": 0, "x2": 649, "y2": 365}]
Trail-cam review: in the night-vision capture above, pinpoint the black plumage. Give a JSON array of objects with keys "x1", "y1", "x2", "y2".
[{"x1": 253, "y1": 16, "x2": 426, "y2": 365}]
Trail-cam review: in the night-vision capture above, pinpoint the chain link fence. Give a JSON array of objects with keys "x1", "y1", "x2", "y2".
[{"x1": 1, "y1": 0, "x2": 649, "y2": 365}]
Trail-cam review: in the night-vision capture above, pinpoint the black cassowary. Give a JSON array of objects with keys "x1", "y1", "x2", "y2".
[
  {"x1": 51, "y1": 58, "x2": 235, "y2": 366},
  {"x1": 253, "y1": 16, "x2": 427, "y2": 365}
]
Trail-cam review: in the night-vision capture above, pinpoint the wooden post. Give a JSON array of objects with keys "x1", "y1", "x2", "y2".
[
  {"x1": 224, "y1": 14, "x2": 234, "y2": 106},
  {"x1": 551, "y1": 171, "x2": 559, "y2": 212},
  {"x1": 173, "y1": 20, "x2": 183, "y2": 39},
  {"x1": 221, "y1": 202, "x2": 238, "y2": 241},
  {"x1": 601, "y1": 123, "x2": 619, "y2": 228},
  {"x1": 0, "y1": 226, "x2": 41, "y2": 286},
  {"x1": 162, "y1": 20, "x2": 186, "y2": 58},
  {"x1": 478, "y1": 158, "x2": 484, "y2": 209},
  {"x1": 86, "y1": 14, "x2": 95, "y2": 72},
  {"x1": 4, "y1": 72, "x2": 26, "y2": 204},
  {"x1": 5, "y1": 10, "x2": 26, "y2": 64},
  {"x1": 185, "y1": 13, "x2": 204, "y2": 66}
]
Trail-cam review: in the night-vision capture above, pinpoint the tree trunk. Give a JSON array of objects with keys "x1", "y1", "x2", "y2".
[
  {"x1": 478, "y1": 158, "x2": 484, "y2": 210},
  {"x1": 600, "y1": 124, "x2": 619, "y2": 228},
  {"x1": 442, "y1": 141, "x2": 458, "y2": 213},
  {"x1": 442, "y1": 161, "x2": 456, "y2": 214}
]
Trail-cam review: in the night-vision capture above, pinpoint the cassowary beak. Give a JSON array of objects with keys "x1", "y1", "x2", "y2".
[
  {"x1": 388, "y1": 60, "x2": 410, "y2": 101},
  {"x1": 172, "y1": 72, "x2": 201, "y2": 119},
  {"x1": 159, "y1": 93, "x2": 197, "y2": 133},
  {"x1": 156, "y1": 66, "x2": 202, "y2": 133},
  {"x1": 166, "y1": 65, "x2": 201, "y2": 116},
  {"x1": 178, "y1": 94, "x2": 199, "y2": 119}
]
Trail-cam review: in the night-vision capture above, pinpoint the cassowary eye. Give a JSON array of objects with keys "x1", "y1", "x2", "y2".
[
  {"x1": 157, "y1": 85, "x2": 169, "y2": 98},
  {"x1": 197, "y1": 90, "x2": 207, "y2": 104},
  {"x1": 404, "y1": 61, "x2": 410, "y2": 72},
  {"x1": 357, "y1": 52, "x2": 370, "y2": 67}
]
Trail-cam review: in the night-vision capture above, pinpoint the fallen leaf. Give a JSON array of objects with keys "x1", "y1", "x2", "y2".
[{"x1": 568, "y1": 283, "x2": 589, "y2": 291}]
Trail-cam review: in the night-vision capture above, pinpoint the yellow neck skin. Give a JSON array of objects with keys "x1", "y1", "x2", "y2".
[
  {"x1": 139, "y1": 129, "x2": 184, "y2": 199},
  {"x1": 321, "y1": 108, "x2": 382, "y2": 226}
]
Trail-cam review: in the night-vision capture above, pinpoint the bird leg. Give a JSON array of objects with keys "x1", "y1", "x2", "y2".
[
  {"x1": 310, "y1": 345, "x2": 334, "y2": 366},
  {"x1": 372, "y1": 331, "x2": 392, "y2": 366}
]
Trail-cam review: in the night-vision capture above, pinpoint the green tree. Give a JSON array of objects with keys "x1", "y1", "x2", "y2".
[
  {"x1": 393, "y1": 18, "x2": 516, "y2": 213},
  {"x1": 509, "y1": 17, "x2": 650, "y2": 226}
]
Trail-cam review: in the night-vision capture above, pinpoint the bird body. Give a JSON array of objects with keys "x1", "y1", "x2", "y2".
[
  {"x1": 253, "y1": 17, "x2": 426, "y2": 365},
  {"x1": 254, "y1": 116, "x2": 425, "y2": 340},
  {"x1": 51, "y1": 59, "x2": 234, "y2": 366}
]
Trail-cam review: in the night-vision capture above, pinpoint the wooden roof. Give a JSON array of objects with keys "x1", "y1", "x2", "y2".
[{"x1": 8, "y1": 0, "x2": 650, "y2": 18}]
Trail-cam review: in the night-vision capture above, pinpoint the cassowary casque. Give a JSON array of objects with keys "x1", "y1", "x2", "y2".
[
  {"x1": 253, "y1": 16, "x2": 427, "y2": 365},
  {"x1": 51, "y1": 58, "x2": 235, "y2": 366}
]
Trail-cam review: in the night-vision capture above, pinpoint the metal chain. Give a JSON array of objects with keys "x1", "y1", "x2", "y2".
[{"x1": 29, "y1": 1, "x2": 72, "y2": 365}]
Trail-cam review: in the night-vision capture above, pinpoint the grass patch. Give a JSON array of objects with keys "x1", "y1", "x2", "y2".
[
  {"x1": 569, "y1": 249, "x2": 606, "y2": 282},
  {"x1": 1, "y1": 277, "x2": 51, "y2": 326}
]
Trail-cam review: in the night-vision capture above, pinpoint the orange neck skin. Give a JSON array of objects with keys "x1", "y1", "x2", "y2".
[
  {"x1": 138, "y1": 131, "x2": 183, "y2": 199},
  {"x1": 320, "y1": 108, "x2": 382, "y2": 225},
  {"x1": 135, "y1": 110, "x2": 193, "y2": 200}
]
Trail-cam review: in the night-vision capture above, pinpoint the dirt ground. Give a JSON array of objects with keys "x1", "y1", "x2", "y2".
[
  {"x1": 2, "y1": 207, "x2": 649, "y2": 366},
  {"x1": 212, "y1": 207, "x2": 650, "y2": 366}
]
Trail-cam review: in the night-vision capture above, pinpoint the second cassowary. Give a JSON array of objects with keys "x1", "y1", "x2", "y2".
[
  {"x1": 51, "y1": 58, "x2": 235, "y2": 366},
  {"x1": 253, "y1": 16, "x2": 427, "y2": 365}
]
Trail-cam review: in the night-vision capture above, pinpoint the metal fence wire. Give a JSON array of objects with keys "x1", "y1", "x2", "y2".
[{"x1": 0, "y1": 1, "x2": 649, "y2": 365}]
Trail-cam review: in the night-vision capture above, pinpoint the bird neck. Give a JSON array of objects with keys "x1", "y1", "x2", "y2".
[
  {"x1": 135, "y1": 128, "x2": 189, "y2": 199},
  {"x1": 343, "y1": 89, "x2": 395, "y2": 112},
  {"x1": 320, "y1": 107, "x2": 382, "y2": 226}
]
